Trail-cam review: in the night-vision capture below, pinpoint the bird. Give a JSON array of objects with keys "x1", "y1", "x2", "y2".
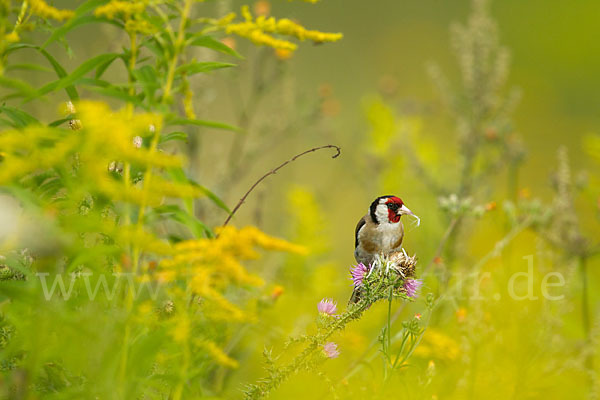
[{"x1": 350, "y1": 195, "x2": 417, "y2": 303}]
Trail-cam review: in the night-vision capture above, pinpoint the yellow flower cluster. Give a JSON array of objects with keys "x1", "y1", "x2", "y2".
[
  {"x1": 94, "y1": 0, "x2": 145, "y2": 20},
  {"x1": 223, "y1": 5, "x2": 342, "y2": 51},
  {"x1": 413, "y1": 328, "x2": 461, "y2": 361},
  {"x1": 159, "y1": 226, "x2": 305, "y2": 321},
  {"x1": 4, "y1": 31, "x2": 19, "y2": 43},
  {"x1": 0, "y1": 101, "x2": 205, "y2": 211},
  {"x1": 124, "y1": 18, "x2": 155, "y2": 35},
  {"x1": 197, "y1": 339, "x2": 239, "y2": 368},
  {"x1": 29, "y1": 0, "x2": 74, "y2": 21}
]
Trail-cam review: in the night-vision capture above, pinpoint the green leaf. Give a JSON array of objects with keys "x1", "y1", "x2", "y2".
[
  {"x1": 77, "y1": 77, "x2": 112, "y2": 87},
  {"x1": 86, "y1": 84, "x2": 144, "y2": 105},
  {"x1": 95, "y1": 53, "x2": 122, "y2": 79},
  {"x1": 0, "y1": 76, "x2": 38, "y2": 99},
  {"x1": 74, "y1": 0, "x2": 111, "y2": 16},
  {"x1": 167, "y1": 167, "x2": 194, "y2": 214},
  {"x1": 0, "y1": 106, "x2": 40, "y2": 128},
  {"x1": 42, "y1": 16, "x2": 119, "y2": 49},
  {"x1": 5, "y1": 63, "x2": 52, "y2": 73},
  {"x1": 0, "y1": 118, "x2": 16, "y2": 128},
  {"x1": 175, "y1": 61, "x2": 236, "y2": 76},
  {"x1": 33, "y1": 53, "x2": 119, "y2": 100},
  {"x1": 42, "y1": 0, "x2": 118, "y2": 48},
  {"x1": 152, "y1": 205, "x2": 213, "y2": 238},
  {"x1": 48, "y1": 117, "x2": 72, "y2": 127},
  {"x1": 188, "y1": 35, "x2": 243, "y2": 59},
  {"x1": 165, "y1": 117, "x2": 238, "y2": 132},
  {"x1": 159, "y1": 131, "x2": 188, "y2": 143},
  {"x1": 193, "y1": 182, "x2": 231, "y2": 214},
  {"x1": 132, "y1": 65, "x2": 160, "y2": 100},
  {"x1": 6, "y1": 44, "x2": 79, "y2": 101},
  {"x1": 167, "y1": 167, "x2": 231, "y2": 215}
]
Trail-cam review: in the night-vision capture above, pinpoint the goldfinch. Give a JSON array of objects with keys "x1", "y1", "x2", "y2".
[{"x1": 350, "y1": 195, "x2": 418, "y2": 302}]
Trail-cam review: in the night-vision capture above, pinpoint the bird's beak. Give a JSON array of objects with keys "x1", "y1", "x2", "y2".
[
  {"x1": 399, "y1": 204, "x2": 414, "y2": 216},
  {"x1": 399, "y1": 205, "x2": 420, "y2": 226}
]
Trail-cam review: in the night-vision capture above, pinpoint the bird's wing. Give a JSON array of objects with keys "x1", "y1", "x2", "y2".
[{"x1": 354, "y1": 216, "x2": 366, "y2": 248}]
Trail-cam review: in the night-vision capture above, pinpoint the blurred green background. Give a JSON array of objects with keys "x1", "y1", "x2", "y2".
[
  {"x1": 200, "y1": 1, "x2": 600, "y2": 398},
  {"x1": 5, "y1": 0, "x2": 600, "y2": 398}
]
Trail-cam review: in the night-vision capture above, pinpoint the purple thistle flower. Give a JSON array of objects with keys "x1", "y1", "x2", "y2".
[
  {"x1": 350, "y1": 263, "x2": 369, "y2": 287},
  {"x1": 318, "y1": 298, "x2": 337, "y2": 316},
  {"x1": 403, "y1": 279, "x2": 423, "y2": 298},
  {"x1": 322, "y1": 342, "x2": 340, "y2": 359}
]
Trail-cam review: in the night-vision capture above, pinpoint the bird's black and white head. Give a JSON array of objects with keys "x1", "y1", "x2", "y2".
[{"x1": 369, "y1": 195, "x2": 416, "y2": 225}]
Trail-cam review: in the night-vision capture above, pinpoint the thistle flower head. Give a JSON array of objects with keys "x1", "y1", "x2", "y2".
[
  {"x1": 317, "y1": 298, "x2": 337, "y2": 315},
  {"x1": 322, "y1": 342, "x2": 340, "y2": 359},
  {"x1": 350, "y1": 263, "x2": 369, "y2": 287},
  {"x1": 403, "y1": 278, "x2": 423, "y2": 298}
]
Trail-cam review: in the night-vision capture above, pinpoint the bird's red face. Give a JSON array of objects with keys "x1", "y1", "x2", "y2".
[
  {"x1": 370, "y1": 195, "x2": 417, "y2": 225},
  {"x1": 385, "y1": 196, "x2": 404, "y2": 223}
]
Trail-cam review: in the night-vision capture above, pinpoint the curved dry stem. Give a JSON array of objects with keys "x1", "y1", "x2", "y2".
[{"x1": 222, "y1": 144, "x2": 341, "y2": 227}]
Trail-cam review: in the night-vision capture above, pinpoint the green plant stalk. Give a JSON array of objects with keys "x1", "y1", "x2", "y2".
[
  {"x1": 393, "y1": 305, "x2": 432, "y2": 368},
  {"x1": 117, "y1": 112, "x2": 161, "y2": 396},
  {"x1": 385, "y1": 287, "x2": 392, "y2": 365},
  {"x1": 126, "y1": 32, "x2": 138, "y2": 115},
  {"x1": 173, "y1": 313, "x2": 191, "y2": 400},
  {"x1": 119, "y1": 0, "x2": 193, "y2": 391},
  {"x1": 117, "y1": 26, "x2": 141, "y2": 396},
  {"x1": 162, "y1": 0, "x2": 193, "y2": 103}
]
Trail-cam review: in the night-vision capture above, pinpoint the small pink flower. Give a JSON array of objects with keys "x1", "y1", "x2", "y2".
[
  {"x1": 323, "y1": 342, "x2": 340, "y2": 359},
  {"x1": 318, "y1": 298, "x2": 337, "y2": 316},
  {"x1": 404, "y1": 279, "x2": 423, "y2": 298},
  {"x1": 350, "y1": 263, "x2": 369, "y2": 287}
]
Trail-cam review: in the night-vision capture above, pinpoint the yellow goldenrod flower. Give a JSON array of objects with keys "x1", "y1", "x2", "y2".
[
  {"x1": 124, "y1": 18, "x2": 155, "y2": 34},
  {"x1": 217, "y1": 12, "x2": 236, "y2": 26},
  {"x1": 94, "y1": 0, "x2": 145, "y2": 20},
  {"x1": 172, "y1": 314, "x2": 190, "y2": 343},
  {"x1": 159, "y1": 226, "x2": 303, "y2": 322},
  {"x1": 29, "y1": 0, "x2": 74, "y2": 21},
  {"x1": 413, "y1": 329, "x2": 460, "y2": 361},
  {"x1": 222, "y1": 6, "x2": 342, "y2": 51},
  {"x1": 226, "y1": 21, "x2": 297, "y2": 51},
  {"x1": 4, "y1": 31, "x2": 19, "y2": 43},
  {"x1": 197, "y1": 339, "x2": 239, "y2": 368},
  {"x1": 137, "y1": 301, "x2": 154, "y2": 315},
  {"x1": 272, "y1": 17, "x2": 343, "y2": 43}
]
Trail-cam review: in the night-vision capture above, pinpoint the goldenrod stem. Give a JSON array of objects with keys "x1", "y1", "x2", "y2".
[
  {"x1": 126, "y1": 32, "x2": 138, "y2": 115},
  {"x1": 162, "y1": 0, "x2": 193, "y2": 103}
]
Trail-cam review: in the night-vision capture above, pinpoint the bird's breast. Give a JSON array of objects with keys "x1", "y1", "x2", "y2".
[{"x1": 375, "y1": 222, "x2": 404, "y2": 252}]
